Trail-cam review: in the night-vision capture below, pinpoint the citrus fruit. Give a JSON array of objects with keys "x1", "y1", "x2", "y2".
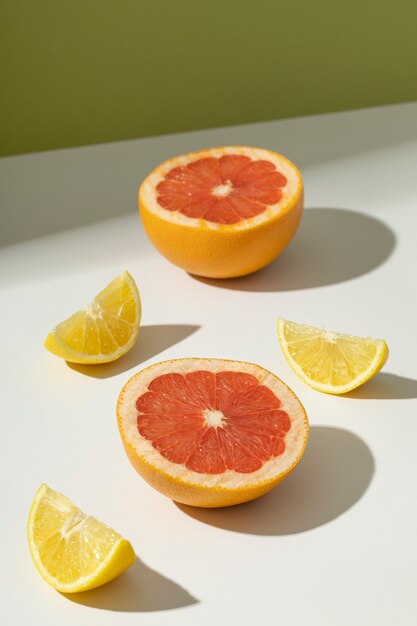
[
  {"x1": 277, "y1": 318, "x2": 389, "y2": 395},
  {"x1": 44, "y1": 271, "x2": 141, "y2": 364},
  {"x1": 139, "y1": 146, "x2": 303, "y2": 278},
  {"x1": 117, "y1": 358, "x2": 309, "y2": 508},
  {"x1": 27, "y1": 484, "x2": 135, "y2": 593}
]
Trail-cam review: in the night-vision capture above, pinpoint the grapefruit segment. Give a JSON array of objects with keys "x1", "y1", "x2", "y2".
[
  {"x1": 139, "y1": 146, "x2": 303, "y2": 278},
  {"x1": 117, "y1": 358, "x2": 308, "y2": 507}
]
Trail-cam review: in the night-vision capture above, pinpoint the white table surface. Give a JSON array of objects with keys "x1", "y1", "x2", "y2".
[{"x1": 1, "y1": 102, "x2": 416, "y2": 626}]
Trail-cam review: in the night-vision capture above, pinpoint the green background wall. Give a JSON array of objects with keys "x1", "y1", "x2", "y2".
[{"x1": 1, "y1": 0, "x2": 417, "y2": 157}]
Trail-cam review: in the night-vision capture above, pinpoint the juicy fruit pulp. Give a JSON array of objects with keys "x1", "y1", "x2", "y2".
[
  {"x1": 27, "y1": 484, "x2": 135, "y2": 593},
  {"x1": 44, "y1": 271, "x2": 141, "y2": 364},
  {"x1": 139, "y1": 147, "x2": 304, "y2": 279},
  {"x1": 278, "y1": 318, "x2": 389, "y2": 394},
  {"x1": 136, "y1": 370, "x2": 291, "y2": 474},
  {"x1": 156, "y1": 155, "x2": 287, "y2": 225},
  {"x1": 117, "y1": 358, "x2": 309, "y2": 507}
]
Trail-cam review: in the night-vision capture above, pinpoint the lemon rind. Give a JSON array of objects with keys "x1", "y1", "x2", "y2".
[
  {"x1": 43, "y1": 271, "x2": 141, "y2": 365},
  {"x1": 27, "y1": 484, "x2": 136, "y2": 593},
  {"x1": 277, "y1": 318, "x2": 389, "y2": 395}
]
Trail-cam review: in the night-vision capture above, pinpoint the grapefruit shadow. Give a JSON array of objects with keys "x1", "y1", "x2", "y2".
[
  {"x1": 176, "y1": 426, "x2": 374, "y2": 535},
  {"x1": 67, "y1": 324, "x2": 200, "y2": 378},
  {"x1": 65, "y1": 558, "x2": 198, "y2": 612},
  {"x1": 190, "y1": 208, "x2": 396, "y2": 291}
]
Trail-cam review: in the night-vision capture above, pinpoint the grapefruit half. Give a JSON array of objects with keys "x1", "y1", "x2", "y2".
[
  {"x1": 139, "y1": 147, "x2": 303, "y2": 278},
  {"x1": 117, "y1": 358, "x2": 309, "y2": 507}
]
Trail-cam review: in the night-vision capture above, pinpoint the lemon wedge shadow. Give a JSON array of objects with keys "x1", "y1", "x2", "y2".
[
  {"x1": 65, "y1": 558, "x2": 199, "y2": 612},
  {"x1": 67, "y1": 324, "x2": 201, "y2": 378},
  {"x1": 345, "y1": 372, "x2": 417, "y2": 400}
]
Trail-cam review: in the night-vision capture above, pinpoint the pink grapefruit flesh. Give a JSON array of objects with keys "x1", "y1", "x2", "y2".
[
  {"x1": 156, "y1": 155, "x2": 288, "y2": 225},
  {"x1": 136, "y1": 370, "x2": 291, "y2": 474}
]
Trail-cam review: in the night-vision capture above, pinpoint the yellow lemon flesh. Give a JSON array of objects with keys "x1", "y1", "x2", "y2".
[
  {"x1": 44, "y1": 271, "x2": 141, "y2": 364},
  {"x1": 277, "y1": 318, "x2": 389, "y2": 395},
  {"x1": 27, "y1": 484, "x2": 136, "y2": 593}
]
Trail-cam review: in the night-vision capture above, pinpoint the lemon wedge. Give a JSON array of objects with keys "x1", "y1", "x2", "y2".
[
  {"x1": 44, "y1": 271, "x2": 141, "y2": 364},
  {"x1": 277, "y1": 318, "x2": 389, "y2": 394},
  {"x1": 27, "y1": 484, "x2": 135, "y2": 593}
]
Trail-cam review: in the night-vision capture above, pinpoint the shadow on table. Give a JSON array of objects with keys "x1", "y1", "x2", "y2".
[
  {"x1": 67, "y1": 324, "x2": 200, "y2": 378},
  {"x1": 177, "y1": 426, "x2": 374, "y2": 535},
  {"x1": 345, "y1": 372, "x2": 417, "y2": 400},
  {"x1": 65, "y1": 558, "x2": 198, "y2": 612},
  {"x1": 190, "y1": 208, "x2": 396, "y2": 292}
]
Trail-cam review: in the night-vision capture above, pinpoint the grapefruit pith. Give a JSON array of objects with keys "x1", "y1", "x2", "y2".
[
  {"x1": 117, "y1": 358, "x2": 309, "y2": 507},
  {"x1": 139, "y1": 147, "x2": 303, "y2": 279}
]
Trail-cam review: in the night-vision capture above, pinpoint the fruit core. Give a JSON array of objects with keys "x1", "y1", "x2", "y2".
[
  {"x1": 212, "y1": 181, "x2": 233, "y2": 198},
  {"x1": 203, "y1": 409, "x2": 226, "y2": 428},
  {"x1": 136, "y1": 370, "x2": 292, "y2": 474},
  {"x1": 156, "y1": 154, "x2": 288, "y2": 225}
]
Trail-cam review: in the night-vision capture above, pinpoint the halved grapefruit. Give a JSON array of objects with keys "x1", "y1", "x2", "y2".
[
  {"x1": 117, "y1": 358, "x2": 309, "y2": 508},
  {"x1": 139, "y1": 147, "x2": 303, "y2": 278}
]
